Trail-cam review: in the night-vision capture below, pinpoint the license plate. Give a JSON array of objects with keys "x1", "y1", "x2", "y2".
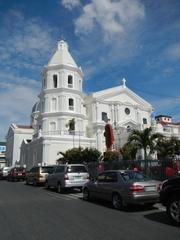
[
  {"x1": 145, "y1": 186, "x2": 156, "y2": 191},
  {"x1": 18, "y1": 173, "x2": 22, "y2": 176},
  {"x1": 73, "y1": 176, "x2": 82, "y2": 180}
]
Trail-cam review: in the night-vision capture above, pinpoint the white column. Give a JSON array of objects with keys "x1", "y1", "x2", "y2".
[
  {"x1": 42, "y1": 142, "x2": 50, "y2": 165},
  {"x1": 96, "y1": 102, "x2": 101, "y2": 122},
  {"x1": 110, "y1": 105, "x2": 114, "y2": 123},
  {"x1": 96, "y1": 128, "x2": 104, "y2": 152},
  {"x1": 59, "y1": 71, "x2": 63, "y2": 88},
  {"x1": 117, "y1": 104, "x2": 120, "y2": 122},
  {"x1": 93, "y1": 103, "x2": 96, "y2": 122}
]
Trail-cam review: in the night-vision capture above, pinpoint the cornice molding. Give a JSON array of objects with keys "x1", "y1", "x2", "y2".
[
  {"x1": 43, "y1": 64, "x2": 83, "y2": 78},
  {"x1": 40, "y1": 87, "x2": 84, "y2": 98},
  {"x1": 41, "y1": 111, "x2": 86, "y2": 119}
]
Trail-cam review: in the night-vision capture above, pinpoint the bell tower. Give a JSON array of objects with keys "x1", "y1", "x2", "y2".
[{"x1": 38, "y1": 40, "x2": 86, "y2": 137}]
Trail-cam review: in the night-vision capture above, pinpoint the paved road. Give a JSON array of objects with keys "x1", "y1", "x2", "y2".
[{"x1": 0, "y1": 181, "x2": 179, "y2": 240}]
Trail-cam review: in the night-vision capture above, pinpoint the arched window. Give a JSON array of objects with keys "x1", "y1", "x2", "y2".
[
  {"x1": 102, "y1": 112, "x2": 108, "y2": 122},
  {"x1": 143, "y1": 118, "x2": 147, "y2": 124},
  {"x1": 44, "y1": 78, "x2": 47, "y2": 89},
  {"x1": 68, "y1": 75, "x2": 73, "y2": 88},
  {"x1": 52, "y1": 98, "x2": 57, "y2": 112},
  {"x1": 69, "y1": 98, "x2": 74, "y2": 111},
  {"x1": 127, "y1": 126, "x2": 131, "y2": 132},
  {"x1": 53, "y1": 74, "x2": 58, "y2": 88}
]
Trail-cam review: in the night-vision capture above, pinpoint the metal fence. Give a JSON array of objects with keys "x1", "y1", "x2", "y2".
[{"x1": 86, "y1": 159, "x2": 180, "y2": 181}]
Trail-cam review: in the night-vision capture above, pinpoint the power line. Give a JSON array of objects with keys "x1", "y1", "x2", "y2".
[{"x1": 130, "y1": 86, "x2": 180, "y2": 100}]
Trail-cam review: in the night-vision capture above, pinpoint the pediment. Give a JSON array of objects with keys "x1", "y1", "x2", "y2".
[
  {"x1": 118, "y1": 120, "x2": 138, "y2": 128},
  {"x1": 92, "y1": 86, "x2": 152, "y2": 109},
  {"x1": 21, "y1": 139, "x2": 30, "y2": 147},
  {"x1": 6, "y1": 126, "x2": 15, "y2": 138}
]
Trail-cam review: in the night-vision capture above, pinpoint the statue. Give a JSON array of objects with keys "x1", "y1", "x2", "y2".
[{"x1": 104, "y1": 120, "x2": 115, "y2": 151}]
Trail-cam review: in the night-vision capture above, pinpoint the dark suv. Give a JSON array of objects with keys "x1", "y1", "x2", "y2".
[
  {"x1": 7, "y1": 167, "x2": 26, "y2": 181},
  {"x1": 160, "y1": 176, "x2": 180, "y2": 226}
]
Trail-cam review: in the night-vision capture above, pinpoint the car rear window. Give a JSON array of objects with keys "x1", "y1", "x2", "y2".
[
  {"x1": 67, "y1": 166, "x2": 87, "y2": 173},
  {"x1": 15, "y1": 168, "x2": 25, "y2": 172},
  {"x1": 121, "y1": 171, "x2": 150, "y2": 182},
  {"x1": 41, "y1": 167, "x2": 54, "y2": 174}
]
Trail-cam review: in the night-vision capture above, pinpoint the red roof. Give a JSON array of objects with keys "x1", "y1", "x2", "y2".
[
  {"x1": 155, "y1": 115, "x2": 172, "y2": 119},
  {"x1": 158, "y1": 121, "x2": 180, "y2": 126},
  {"x1": 16, "y1": 125, "x2": 33, "y2": 129}
]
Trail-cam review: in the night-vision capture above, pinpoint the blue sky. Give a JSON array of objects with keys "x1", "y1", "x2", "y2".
[{"x1": 0, "y1": 0, "x2": 180, "y2": 140}]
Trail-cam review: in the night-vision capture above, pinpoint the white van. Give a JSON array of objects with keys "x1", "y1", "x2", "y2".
[{"x1": 2, "y1": 167, "x2": 12, "y2": 179}]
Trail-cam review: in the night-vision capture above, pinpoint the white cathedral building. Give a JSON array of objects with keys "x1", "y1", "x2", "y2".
[{"x1": 6, "y1": 40, "x2": 180, "y2": 169}]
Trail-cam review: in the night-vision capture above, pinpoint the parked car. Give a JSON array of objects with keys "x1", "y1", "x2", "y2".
[
  {"x1": 0, "y1": 167, "x2": 12, "y2": 179},
  {"x1": 46, "y1": 164, "x2": 89, "y2": 193},
  {"x1": 83, "y1": 170, "x2": 161, "y2": 209},
  {"x1": 160, "y1": 176, "x2": 180, "y2": 226},
  {"x1": 0, "y1": 168, "x2": 3, "y2": 179},
  {"x1": 7, "y1": 167, "x2": 26, "y2": 181},
  {"x1": 26, "y1": 166, "x2": 55, "y2": 186}
]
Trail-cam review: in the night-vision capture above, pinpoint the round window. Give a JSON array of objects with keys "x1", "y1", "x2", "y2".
[{"x1": 125, "y1": 108, "x2": 130, "y2": 115}]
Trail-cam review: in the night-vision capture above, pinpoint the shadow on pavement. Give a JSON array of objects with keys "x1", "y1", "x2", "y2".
[
  {"x1": 144, "y1": 211, "x2": 179, "y2": 227},
  {"x1": 44, "y1": 187, "x2": 82, "y2": 194},
  {"x1": 81, "y1": 198, "x2": 159, "y2": 212}
]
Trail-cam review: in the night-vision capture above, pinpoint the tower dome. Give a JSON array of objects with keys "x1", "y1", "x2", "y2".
[
  {"x1": 47, "y1": 40, "x2": 78, "y2": 68},
  {"x1": 31, "y1": 101, "x2": 40, "y2": 129},
  {"x1": 31, "y1": 101, "x2": 40, "y2": 114}
]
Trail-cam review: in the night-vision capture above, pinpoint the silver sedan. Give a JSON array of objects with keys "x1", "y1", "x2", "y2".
[{"x1": 83, "y1": 170, "x2": 161, "y2": 209}]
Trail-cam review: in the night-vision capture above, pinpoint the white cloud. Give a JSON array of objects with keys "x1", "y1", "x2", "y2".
[
  {"x1": 0, "y1": 9, "x2": 56, "y2": 139},
  {"x1": 165, "y1": 42, "x2": 180, "y2": 60},
  {"x1": 0, "y1": 10, "x2": 56, "y2": 70},
  {"x1": 151, "y1": 97, "x2": 180, "y2": 117},
  {"x1": 0, "y1": 75, "x2": 39, "y2": 140},
  {"x1": 74, "y1": 0, "x2": 145, "y2": 42},
  {"x1": 61, "y1": 0, "x2": 81, "y2": 10}
]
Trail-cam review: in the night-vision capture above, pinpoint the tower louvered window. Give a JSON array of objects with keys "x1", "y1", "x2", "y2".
[
  {"x1": 68, "y1": 75, "x2": 73, "y2": 88},
  {"x1": 69, "y1": 98, "x2": 74, "y2": 111},
  {"x1": 53, "y1": 75, "x2": 58, "y2": 88}
]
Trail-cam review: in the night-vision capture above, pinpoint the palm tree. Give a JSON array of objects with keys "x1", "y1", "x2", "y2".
[
  {"x1": 128, "y1": 127, "x2": 163, "y2": 173},
  {"x1": 120, "y1": 142, "x2": 139, "y2": 161},
  {"x1": 156, "y1": 138, "x2": 171, "y2": 160}
]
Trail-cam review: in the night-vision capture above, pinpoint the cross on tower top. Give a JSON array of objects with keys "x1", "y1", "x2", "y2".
[{"x1": 122, "y1": 78, "x2": 126, "y2": 87}]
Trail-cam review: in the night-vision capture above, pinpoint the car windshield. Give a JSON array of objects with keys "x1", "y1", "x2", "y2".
[
  {"x1": 67, "y1": 166, "x2": 87, "y2": 173},
  {"x1": 41, "y1": 166, "x2": 54, "y2": 174},
  {"x1": 121, "y1": 171, "x2": 150, "y2": 182}
]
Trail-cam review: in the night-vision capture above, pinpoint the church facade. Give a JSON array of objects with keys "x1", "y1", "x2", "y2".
[{"x1": 5, "y1": 40, "x2": 180, "y2": 169}]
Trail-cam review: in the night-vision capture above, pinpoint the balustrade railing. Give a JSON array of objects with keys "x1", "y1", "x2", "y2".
[{"x1": 42, "y1": 130, "x2": 85, "y2": 137}]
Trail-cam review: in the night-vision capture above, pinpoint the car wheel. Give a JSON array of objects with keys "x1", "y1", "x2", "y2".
[
  {"x1": 79, "y1": 187, "x2": 82, "y2": 192},
  {"x1": 57, "y1": 183, "x2": 62, "y2": 193},
  {"x1": 33, "y1": 179, "x2": 37, "y2": 186},
  {"x1": 45, "y1": 180, "x2": 49, "y2": 189},
  {"x1": 167, "y1": 196, "x2": 180, "y2": 226},
  {"x1": 112, "y1": 193, "x2": 123, "y2": 210},
  {"x1": 83, "y1": 188, "x2": 90, "y2": 201}
]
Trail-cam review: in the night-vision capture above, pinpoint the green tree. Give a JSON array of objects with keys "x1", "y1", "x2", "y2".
[
  {"x1": 169, "y1": 137, "x2": 180, "y2": 157},
  {"x1": 82, "y1": 148, "x2": 101, "y2": 163},
  {"x1": 66, "y1": 118, "x2": 75, "y2": 133},
  {"x1": 156, "y1": 136, "x2": 180, "y2": 160},
  {"x1": 128, "y1": 127, "x2": 162, "y2": 173},
  {"x1": 57, "y1": 147, "x2": 101, "y2": 164},
  {"x1": 120, "y1": 142, "x2": 139, "y2": 160},
  {"x1": 103, "y1": 150, "x2": 121, "y2": 162}
]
